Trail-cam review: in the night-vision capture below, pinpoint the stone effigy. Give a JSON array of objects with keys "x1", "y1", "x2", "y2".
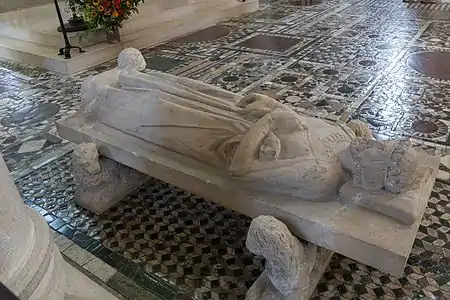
[
  {"x1": 72, "y1": 48, "x2": 434, "y2": 225},
  {"x1": 57, "y1": 49, "x2": 440, "y2": 281},
  {"x1": 0, "y1": 154, "x2": 118, "y2": 300}
]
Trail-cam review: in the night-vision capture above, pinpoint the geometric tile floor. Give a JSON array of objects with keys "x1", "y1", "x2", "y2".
[
  {"x1": 15, "y1": 153, "x2": 450, "y2": 300},
  {"x1": 1, "y1": 0, "x2": 450, "y2": 298}
]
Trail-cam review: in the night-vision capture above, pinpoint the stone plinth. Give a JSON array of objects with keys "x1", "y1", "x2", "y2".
[
  {"x1": 56, "y1": 115, "x2": 440, "y2": 277},
  {"x1": 0, "y1": 154, "x2": 119, "y2": 300}
]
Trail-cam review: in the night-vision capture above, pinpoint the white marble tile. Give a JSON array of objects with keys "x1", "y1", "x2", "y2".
[
  {"x1": 64, "y1": 260, "x2": 119, "y2": 300},
  {"x1": 437, "y1": 170, "x2": 450, "y2": 182},
  {"x1": 17, "y1": 139, "x2": 46, "y2": 153},
  {"x1": 83, "y1": 258, "x2": 117, "y2": 282},
  {"x1": 54, "y1": 234, "x2": 74, "y2": 252},
  {"x1": 441, "y1": 154, "x2": 450, "y2": 169},
  {"x1": 63, "y1": 244, "x2": 96, "y2": 266}
]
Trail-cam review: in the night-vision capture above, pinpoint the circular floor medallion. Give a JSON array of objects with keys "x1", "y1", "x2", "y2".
[
  {"x1": 337, "y1": 85, "x2": 354, "y2": 94},
  {"x1": 401, "y1": 118, "x2": 448, "y2": 139},
  {"x1": 412, "y1": 120, "x2": 439, "y2": 134},
  {"x1": 222, "y1": 75, "x2": 240, "y2": 82},
  {"x1": 243, "y1": 62, "x2": 259, "y2": 68},
  {"x1": 322, "y1": 69, "x2": 339, "y2": 75},
  {"x1": 359, "y1": 60, "x2": 377, "y2": 67},
  {"x1": 406, "y1": 51, "x2": 450, "y2": 80}
]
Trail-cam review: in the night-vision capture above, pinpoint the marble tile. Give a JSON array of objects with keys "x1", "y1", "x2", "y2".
[
  {"x1": 64, "y1": 244, "x2": 97, "y2": 266},
  {"x1": 54, "y1": 233, "x2": 74, "y2": 252},
  {"x1": 17, "y1": 139, "x2": 46, "y2": 153},
  {"x1": 84, "y1": 258, "x2": 118, "y2": 282}
]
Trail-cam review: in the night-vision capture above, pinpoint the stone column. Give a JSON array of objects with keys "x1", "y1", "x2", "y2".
[{"x1": 0, "y1": 155, "x2": 118, "y2": 300}]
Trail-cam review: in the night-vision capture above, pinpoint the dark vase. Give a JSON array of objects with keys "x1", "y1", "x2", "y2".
[{"x1": 106, "y1": 27, "x2": 120, "y2": 44}]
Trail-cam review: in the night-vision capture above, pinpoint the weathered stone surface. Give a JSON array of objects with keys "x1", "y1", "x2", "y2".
[
  {"x1": 56, "y1": 49, "x2": 440, "y2": 276},
  {"x1": 246, "y1": 216, "x2": 333, "y2": 300},
  {"x1": 73, "y1": 143, "x2": 148, "y2": 215},
  {"x1": 338, "y1": 138, "x2": 436, "y2": 225},
  {"x1": 0, "y1": 154, "x2": 118, "y2": 300}
]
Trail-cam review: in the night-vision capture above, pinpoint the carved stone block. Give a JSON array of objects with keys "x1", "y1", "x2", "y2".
[
  {"x1": 245, "y1": 216, "x2": 333, "y2": 300},
  {"x1": 73, "y1": 143, "x2": 148, "y2": 215}
]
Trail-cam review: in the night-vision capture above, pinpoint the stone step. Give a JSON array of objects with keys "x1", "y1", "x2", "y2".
[
  {"x1": 0, "y1": 2, "x2": 101, "y2": 48},
  {"x1": 122, "y1": 0, "x2": 259, "y2": 49},
  {"x1": 0, "y1": 0, "x2": 248, "y2": 49},
  {"x1": 0, "y1": 35, "x2": 122, "y2": 74},
  {"x1": 0, "y1": 0, "x2": 258, "y2": 74}
]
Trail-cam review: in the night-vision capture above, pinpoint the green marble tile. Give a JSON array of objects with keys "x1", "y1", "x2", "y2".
[
  {"x1": 145, "y1": 56, "x2": 185, "y2": 72},
  {"x1": 85, "y1": 241, "x2": 104, "y2": 255},
  {"x1": 72, "y1": 231, "x2": 96, "y2": 249},
  {"x1": 107, "y1": 273, "x2": 164, "y2": 300},
  {"x1": 135, "y1": 271, "x2": 178, "y2": 299}
]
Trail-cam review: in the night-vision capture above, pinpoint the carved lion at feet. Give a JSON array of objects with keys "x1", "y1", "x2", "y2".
[{"x1": 72, "y1": 143, "x2": 148, "y2": 215}]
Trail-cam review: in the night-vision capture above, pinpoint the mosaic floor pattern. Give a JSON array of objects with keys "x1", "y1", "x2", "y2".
[
  {"x1": 15, "y1": 153, "x2": 450, "y2": 300},
  {"x1": 2, "y1": 0, "x2": 450, "y2": 298}
]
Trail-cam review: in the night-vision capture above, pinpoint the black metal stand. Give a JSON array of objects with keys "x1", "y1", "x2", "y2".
[
  {"x1": 54, "y1": 0, "x2": 85, "y2": 59},
  {"x1": 57, "y1": 15, "x2": 88, "y2": 33}
]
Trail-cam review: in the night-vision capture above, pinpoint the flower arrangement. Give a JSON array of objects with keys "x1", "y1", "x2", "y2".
[{"x1": 71, "y1": 0, "x2": 144, "y2": 32}]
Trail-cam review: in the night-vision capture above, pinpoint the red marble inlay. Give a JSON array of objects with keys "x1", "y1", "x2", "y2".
[{"x1": 407, "y1": 51, "x2": 450, "y2": 80}]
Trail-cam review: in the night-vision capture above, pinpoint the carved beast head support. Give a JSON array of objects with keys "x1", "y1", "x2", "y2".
[
  {"x1": 246, "y1": 215, "x2": 305, "y2": 295},
  {"x1": 73, "y1": 143, "x2": 101, "y2": 175}
]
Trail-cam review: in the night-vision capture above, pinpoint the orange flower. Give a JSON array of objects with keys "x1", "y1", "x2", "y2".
[
  {"x1": 99, "y1": 5, "x2": 105, "y2": 11},
  {"x1": 91, "y1": 11, "x2": 97, "y2": 16},
  {"x1": 112, "y1": 10, "x2": 119, "y2": 17}
]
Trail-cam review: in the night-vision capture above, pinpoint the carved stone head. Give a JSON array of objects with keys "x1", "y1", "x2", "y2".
[
  {"x1": 339, "y1": 138, "x2": 428, "y2": 193},
  {"x1": 117, "y1": 48, "x2": 146, "y2": 71},
  {"x1": 72, "y1": 143, "x2": 101, "y2": 174}
]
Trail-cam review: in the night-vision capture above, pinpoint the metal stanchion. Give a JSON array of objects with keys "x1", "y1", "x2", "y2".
[{"x1": 54, "y1": 0, "x2": 85, "y2": 59}]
